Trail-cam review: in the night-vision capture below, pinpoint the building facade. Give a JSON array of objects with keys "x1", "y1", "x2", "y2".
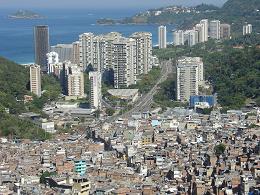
[
  {"x1": 34, "y1": 25, "x2": 50, "y2": 68},
  {"x1": 190, "y1": 95, "x2": 216, "y2": 108},
  {"x1": 74, "y1": 160, "x2": 87, "y2": 176},
  {"x1": 72, "y1": 41, "x2": 80, "y2": 65},
  {"x1": 173, "y1": 30, "x2": 184, "y2": 46},
  {"x1": 46, "y1": 52, "x2": 59, "y2": 74},
  {"x1": 51, "y1": 44, "x2": 73, "y2": 62},
  {"x1": 209, "y1": 20, "x2": 221, "y2": 40},
  {"x1": 158, "y1": 26, "x2": 167, "y2": 49},
  {"x1": 67, "y1": 67, "x2": 84, "y2": 97},
  {"x1": 130, "y1": 32, "x2": 152, "y2": 75},
  {"x1": 30, "y1": 64, "x2": 41, "y2": 97},
  {"x1": 176, "y1": 57, "x2": 203, "y2": 101},
  {"x1": 200, "y1": 19, "x2": 209, "y2": 42},
  {"x1": 195, "y1": 24, "x2": 205, "y2": 43},
  {"x1": 79, "y1": 33, "x2": 94, "y2": 70},
  {"x1": 220, "y1": 24, "x2": 231, "y2": 39},
  {"x1": 243, "y1": 24, "x2": 253, "y2": 35},
  {"x1": 184, "y1": 30, "x2": 198, "y2": 46},
  {"x1": 93, "y1": 36, "x2": 107, "y2": 73},
  {"x1": 89, "y1": 71, "x2": 102, "y2": 110},
  {"x1": 112, "y1": 38, "x2": 137, "y2": 89}
]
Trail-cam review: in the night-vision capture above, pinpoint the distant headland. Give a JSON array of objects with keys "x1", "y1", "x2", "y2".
[{"x1": 8, "y1": 10, "x2": 45, "y2": 19}]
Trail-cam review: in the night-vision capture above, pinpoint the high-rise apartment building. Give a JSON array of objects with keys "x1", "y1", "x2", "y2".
[
  {"x1": 176, "y1": 57, "x2": 204, "y2": 102},
  {"x1": 209, "y1": 20, "x2": 221, "y2": 39},
  {"x1": 72, "y1": 41, "x2": 80, "y2": 65},
  {"x1": 158, "y1": 26, "x2": 167, "y2": 49},
  {"x1": 243, "y1": 24, "x2": 253, "y2": 35},
  {"x1": 30, "y1": 64, "x2": 41, "y2": 97},
  {"x1": 103, "y1": 32, "x2": 122, "y2": 71},
  {"x1": 112, "y1": 38, "x2": 137, "y2": 89},
  {"x1": 130, "y1": 32, "x2": 152, "y2": 75},
  {"x1": 79, "y1": 33, "x2": 94, "y2": 70},
  {"x1": 200, "y1": 19, "x2": 209, "y2": 42},
  {"x1": 67, "y1": 67, "x2": 84, "y2": 97},
  {"x1": 93, "y1": 36, "x2": 107, "y2": 73},
  {"x1": 34, "y1": 25, "x2": 50, "y2": 68},
  {"x1": 89, "y1": 71, "x2": 102, "y2": 109},
  {"x1": 51, "y1": 44, "x2": 73, "y2": 62},
  {"x1": 173, "y1": 30, "x2": 184, "y2": 46},
  {"x1": 184, "y1": 30, "x2": 198, "y2": 46},
  {"x1": 220, "y1": 24, "x2": 231, "y2": 39},
  {"x1": 194, "y1": 24, "x2": 205, "y2": 43}
]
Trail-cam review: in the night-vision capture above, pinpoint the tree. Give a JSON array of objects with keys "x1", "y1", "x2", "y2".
[
  {"x1": 40, "y1": 171, "x2": 56, "y2": 184},
  {"x1": 106, "y1": 108, "x2": 115, "y2": 116},
  {"x1": 214, "y1": 143, "x2": 226, "y2": 156}
]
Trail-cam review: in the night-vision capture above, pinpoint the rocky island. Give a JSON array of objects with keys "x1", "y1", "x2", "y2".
[{"x1": 8, "y1": 10, "x2": 45, "y2": 19}]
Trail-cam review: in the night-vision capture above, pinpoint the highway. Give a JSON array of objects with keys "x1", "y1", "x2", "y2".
[{"x1": 104, "y1": 59, "x2": 174, "y2": 123}]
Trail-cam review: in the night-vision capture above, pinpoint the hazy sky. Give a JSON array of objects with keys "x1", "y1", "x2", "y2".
[{"x1": 0, "y1": 0, "x2": 227, "y2": 9}]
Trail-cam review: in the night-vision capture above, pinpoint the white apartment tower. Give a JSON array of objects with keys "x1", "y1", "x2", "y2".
[
  {"x1": 46, "y1": 52, "x2": 59, "y2": 74},
  {"x1": 93, "y1": 36, "x2": 107, "y2": 73},
  {"x1": 209, "y1": 20, "x2": 221, "y2": 39},
  {"x1": 130, "y1": 32, "x2": 152, "y2": 75},
  {"x1": 173, "y1": 30, "x2": 184, "y2": 46},
  {"x1": 195, "y1": 24, "x2": 205, "y2": 43},
  {"x1": 30, "y1": 64, "x2": 41, "y2": 97},
  {"x1": 103, "y1": 32, "x2": 122, "y2": 70},
  {"x1": 176, "y1": 57, "x2": 204, "y2": 102},
  {"x1": 184, "y1": 30, "x2": 198, "y2": 46},
  {"x1": 79, "y1": 33, "x2": 94, "y2": 70},
  {"x1": 67, "y1": 68, "x2": 84, "y2": 97},
  {"x1": 158, "y1": 26, "x2": 167, "y2": 49},
  {"x1": 89, "y1": 71, "x2": 102, "y2": 109},
  {"x1": 243, "y1": 24, "x2": 253, "y2": 35},
  {"x1": 200, "y1": 19, "x2": 209, "y2": 42},
  {"x1": 112, "y1": 37, "x2": 137, "y2": 89}
]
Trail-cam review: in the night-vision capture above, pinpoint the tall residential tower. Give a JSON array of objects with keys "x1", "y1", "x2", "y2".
[
  {"x1": 30, "y1": 64, "x2": 41, "y2": 97},
  {"x1": 209, "y1": 20, "x2": 221, "y2": 40},
  {"x1": 112, "y1": 38, "x2": 137, "y2": 89},
  {"x1": 158, "y1": 26, "x2": 167, "y2": 49},
  {"x1": 89, "y1": 71, "x2": 102, "y2": 109},
  {"x1": 173, "y1": 30, "x2": 184, "y2": 46},
  {"x1": 34, "y1": 25, "x2": 50, "y2": 68},
  {"x1": 130, "y1": 32, "x2": 152, "y2": 75},
  {"x1": 176, "y1": 57, "x2": 204, "y2": 102}
]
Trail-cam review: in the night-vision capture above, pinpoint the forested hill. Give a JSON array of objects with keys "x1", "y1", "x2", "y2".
[
  {"x1": 0, "y1": 57, "x2": 29, "y2": 114},
  {"x1": 97, "y1": 0, "x2": 260, "y2": 34},
  {"x1": 222, "y1": 0, "x2": 260, "y2": 15},
  {"x1": 0, "y1": 57, "x2": 60, "y2": 140}
]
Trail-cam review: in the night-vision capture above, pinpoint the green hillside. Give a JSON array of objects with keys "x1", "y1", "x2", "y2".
[
  {"x1": 0, "y1": 57, "x2": 28, "y2": 114},
  {"x1": 0, "y1": 57, "x2": 61, "y2": 140},
  {"x1": 153, "y1": 34, "x2": 260, "y2": 109},
  {"x1": 98, "y1": 0, "x2": 260, "y2": 35},
  {"x1": 222, "y1": 0, "x2": 260, "y2": 15}
]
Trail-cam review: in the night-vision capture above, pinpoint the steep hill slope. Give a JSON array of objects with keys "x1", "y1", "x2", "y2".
[
  {"x1": 222, "y1": 0, "x2": 260, "y2": 15},
  {"x1": 98, "y1": 0, "x2": 260, "y2": 35},
  {"x1": 0, "y1": 57, "x2": 29, "y2": 113}
]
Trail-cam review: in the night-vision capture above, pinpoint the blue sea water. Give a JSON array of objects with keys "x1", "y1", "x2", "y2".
[{"x1": 0, "y1": 8, "x2": 175, "y2": 64}]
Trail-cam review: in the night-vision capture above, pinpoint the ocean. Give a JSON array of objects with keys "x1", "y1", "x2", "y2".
[{"x1": 0, "y1": 8, "x2": 175, "y2": 64}]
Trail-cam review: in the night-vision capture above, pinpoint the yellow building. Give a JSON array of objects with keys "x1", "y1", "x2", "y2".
[{"x1": 72, "y1": 176, "x2": 91, "y2": 195}]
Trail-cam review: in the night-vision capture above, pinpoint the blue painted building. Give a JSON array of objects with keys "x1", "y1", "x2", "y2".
[
  {"x1": 74, "y1": 159, "x2": 87, "y2": 176},
  {"x1": 189, "y1": 95, "x2": 216, "y2": 108}
]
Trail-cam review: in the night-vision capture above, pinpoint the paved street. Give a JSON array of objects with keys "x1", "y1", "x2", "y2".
[{"x1": 104, "y1": 59, "x2": 174, "y2": 123}]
